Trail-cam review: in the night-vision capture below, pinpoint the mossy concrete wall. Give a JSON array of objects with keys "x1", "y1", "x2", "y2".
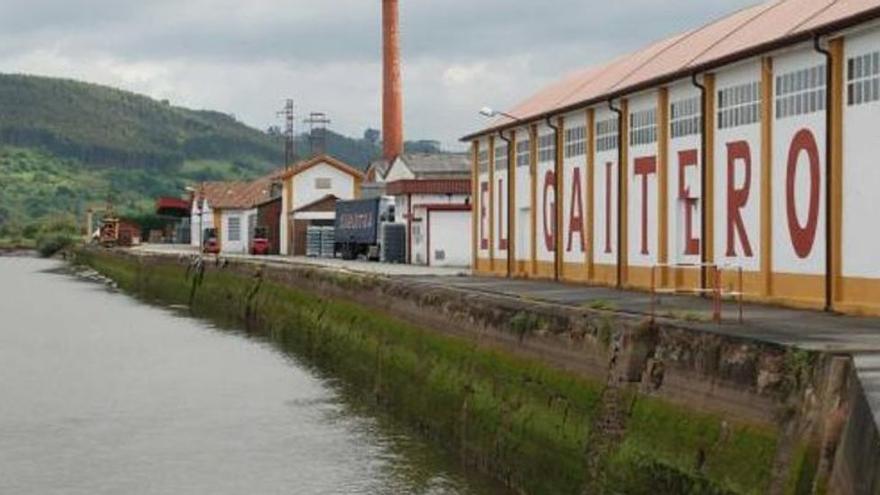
[{"x1": 75, "y1": 248, "x2": 875, "y2": 495}]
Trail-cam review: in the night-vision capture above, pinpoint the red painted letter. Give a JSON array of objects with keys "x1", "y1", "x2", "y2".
[
  {"x1": 786, "y1": 129, "x2": 821, "y2": 258},
  {"x1": 678, "y1": 149, "x2": 700, "y2": 256},
  {"x1": 726, "y1": 141, "x2": 753, "y2": 258},
  {"x1": 568, "y1": 167, "x2": 585, "y2": 252},
  {"x1": 543, "y1": 170, "x2": 555, "y2": 252},
  {"x1": 634, "y1": 156, "x2": 657, "y2": 255},
  {"x1": 480, "y1": 181, "x2": 488, "y2": 250},
  {"x1": 497, "y1": 177, "x2": 507, "y2": 250},
  {"x1": 605, "y1": 162, "x2": 613, "y2": 254}
]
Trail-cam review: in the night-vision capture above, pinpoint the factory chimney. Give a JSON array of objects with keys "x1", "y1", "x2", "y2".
[{"x1": 382, "y1": 0, "x2": 403, "y2": 160}]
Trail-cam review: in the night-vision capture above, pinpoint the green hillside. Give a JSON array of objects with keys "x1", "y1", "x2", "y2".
[
  {"x1": 0, "y1": 73, "x2": 451, "y2": 247},
  {"x1": 0, "y1": 74, "x2": 283, "y2": 171}
]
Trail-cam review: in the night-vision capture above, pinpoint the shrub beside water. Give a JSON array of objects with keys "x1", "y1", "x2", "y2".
[
  {"x1": 34, "y1": 213, "x2": 79, "y2": 257},
  {"x1": 36, "y1": 233, "x2": 75, "y2": 257}
]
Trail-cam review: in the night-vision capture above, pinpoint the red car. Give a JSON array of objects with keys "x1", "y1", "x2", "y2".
[
  {"x1": 202, "y1": 229, "x2": 220, "y2": 254},
  {"x1": 250, "y1": 227, "x2": 271, "y2": 255}
]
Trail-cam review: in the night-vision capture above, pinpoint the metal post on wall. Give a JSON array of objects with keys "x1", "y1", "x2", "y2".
[
  {"x1": 545, "y1": 116, "x2": 562, "y2": 281},
  {"x1": 691, "y1": 73, "x2": 709, "y2": 293},
  {"x1": 608, "y1": 99, "x2": 624, "y2": 289},
  {"x1": 497, "y1": 130, "x2": 514, "y2": 278}
]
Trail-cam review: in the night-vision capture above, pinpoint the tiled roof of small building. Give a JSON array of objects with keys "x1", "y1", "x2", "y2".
[
  {"x1": 385, "y1": 179, "x2": 471, "y2": 196},
  {"x1": 399, "y1": 153, "x2": 471, "y2": 179},
  {"x1": 200, "y1": 173, "x2": 277, "y2": 210}
]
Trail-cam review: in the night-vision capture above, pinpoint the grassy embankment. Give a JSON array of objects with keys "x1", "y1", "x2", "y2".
[{"x1": 78, "y1": 250, "x2": 785, "y2": 495}]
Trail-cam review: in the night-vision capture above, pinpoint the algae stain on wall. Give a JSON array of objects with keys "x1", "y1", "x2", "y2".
[{"x1": 77, "y1": 250, "x2": 787, "y2": 495}]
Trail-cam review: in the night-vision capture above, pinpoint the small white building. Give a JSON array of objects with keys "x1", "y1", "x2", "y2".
[
  {"x1": 189, "y1": 176, "x2": 277, "y2": 254},
  {"x1": 381, "y1": 153, "x2": 473, "y2": 266},
  {"x1": 278, "y1": 154, "x2": 365, "y2": 256},
  {"x1": 409, "y1": 203, "x2": 472, "y2": 267}
]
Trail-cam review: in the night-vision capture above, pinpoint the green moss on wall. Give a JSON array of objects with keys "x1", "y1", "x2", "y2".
[
  {"x1": 610, "y1": 397, "x2": 777, "y2": 494},
  {"x1": 77, "y1": 250, "x2": 784, "y2": 494}
]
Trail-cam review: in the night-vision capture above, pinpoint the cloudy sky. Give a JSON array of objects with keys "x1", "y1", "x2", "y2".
[{"x1": 0, "y1": 0, "x2": 755, "y2": 149}]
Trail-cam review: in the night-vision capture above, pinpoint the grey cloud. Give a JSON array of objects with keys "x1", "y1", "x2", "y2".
[{"x1": 0, "y1": 0, "x2": 755, "y2": 148}]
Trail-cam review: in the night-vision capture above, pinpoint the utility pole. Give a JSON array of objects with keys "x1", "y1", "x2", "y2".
[
  {"x1": 276, "y1": 99, "x2": 296, "y2": 167},
  {"x1": 304, "y1": 112, "x2": 331, "y2": 156}
]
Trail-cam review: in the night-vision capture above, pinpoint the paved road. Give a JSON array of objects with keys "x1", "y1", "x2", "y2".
[
  {"x1": 403, "y1": 276, "x2": 880, "y2": 352},
  {"x1": 131, "y1": 243, "x2": 880, "y2": 428},
  {"x1": 132, "y1": 244, "x2": 470, "y2": 277}
]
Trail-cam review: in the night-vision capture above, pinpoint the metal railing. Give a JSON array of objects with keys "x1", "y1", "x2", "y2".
[{"x1": 650, "y1": 262, "x2": 744, "y2": 325}]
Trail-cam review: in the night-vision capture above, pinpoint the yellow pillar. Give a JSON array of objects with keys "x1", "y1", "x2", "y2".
[
  {"x1": 213, "y1": 209, "x2": 223, "y2": 252},
  {"x1": 761, "y1": 57, "x2": 774, "y2": 297},
  {"x1": 530, "y1": 124, "x2": 538, "y2": 276},
  {"x1": 619, "y1": 99, "x2": 630, "y2": 287},
  {"x1": 488, "y1": 136, "x2": 496, "y2": 273},
  {"x1": 830, "y1": 38, "x2": 845, "y2": 306},
  {"x1": 471, "y1": 140, "x2": 479, "y2": 271},
  {"x1": 586, "y1": 108, "x2": 596, "y2": 279},
  {"x1": 508, "y1": 131, "x2": 517, "y2": 277},
  {"x1": 658, "y1": 88, "x2": 670, "y2": 287},
  {"x1": 556, "y1": 116, "x2": 565, "y2": 280},
  {"x1": 704, "y1": 74, "x2": 716, "y2": 285}
]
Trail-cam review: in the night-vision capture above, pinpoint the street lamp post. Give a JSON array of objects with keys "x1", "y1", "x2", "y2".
[
  {"x1": 479, "y1": 107, "x2": 520, "y2": 122},
  {"x1": 186, "y1": 185, "x2": 206, "y2": 252}
]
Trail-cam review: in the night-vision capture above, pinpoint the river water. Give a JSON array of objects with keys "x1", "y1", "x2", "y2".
[{"x1": 0, "y1": 257, "x2": 508, "y2": 495}]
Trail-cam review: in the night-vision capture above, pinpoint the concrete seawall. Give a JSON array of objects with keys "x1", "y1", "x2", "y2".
[{"x1": 76, "y1": 247, "x2": 880, "y2": 494}]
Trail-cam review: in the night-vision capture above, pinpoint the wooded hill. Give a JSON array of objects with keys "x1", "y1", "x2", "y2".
[
  {"x1": 0, "y1": 74, "x2": 283, "y2": 171},
  {"x1": 0, "y1": 73, "x2": 453, "y2": 239}
]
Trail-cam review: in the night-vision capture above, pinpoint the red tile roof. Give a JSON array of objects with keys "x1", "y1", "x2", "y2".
[
  {"x1": 156, "y1": 197, "x2": 190, "y2": 211},
  {"x1": 385, "y1": 179, "x2": 471, "y2": 196},
  {"x1": 278, "y1": 154, "x2": 365, "y2": 180},
  {"x1": 464, "y1": 0, "x2": 880, "y2": 140},
  {"x1": 199, "y1": 177, "x2": 272, "y2": 210}
]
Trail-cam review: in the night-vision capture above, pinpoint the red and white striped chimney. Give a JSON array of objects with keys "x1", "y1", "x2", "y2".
[{"x1": 382, "y1": 0, "x2": 403, "y2": 161}]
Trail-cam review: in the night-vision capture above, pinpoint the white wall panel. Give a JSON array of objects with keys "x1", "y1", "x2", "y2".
[
  {"x1": 593, "y1": 107, "x2": 619, "y2": 266},
  {"x1": 562, "y1": 111, "x2": 589, "y2": 264},
  {"x1": 713, "y1": 60, "x2": 763, "y2": 273},
  {"x1": 627, "y1": 92, "x2": 660, "y2": 268},
  {"x1": 667, "y1": 81, "x2": 703, "y2": 267},
  {"x1": 843, "y1": 27, "x2": 880, "y2": 278}
]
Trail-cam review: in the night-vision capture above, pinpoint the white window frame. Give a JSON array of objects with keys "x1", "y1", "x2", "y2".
[
  {"x1": 596, "y1": 117, "x2": 619, "y2": 152},
  {"x1": 847, "y1": 51, "x2": 880, "y2": 106},
  {"x1": 776, "y1": 64, "x2": 826, "y2": 119},
  {"x1": 629, "y1": 107, "x2": 658, "y2": 146},
  {"x1": 227, "y1": 216, "x2": 242, "y2": 242},
  {"x1": 564, "y1": 125, "x2": 587, "y2": 158},
  {"x1": 516, "y1": 139, "x2": 531, "y2": 168},
  {"x1": 717, "y1": 81, "x2": 762, "y2": 129},
  {"x1": 494, "y1": 144, "x2": 508, "y2": 171},
  {"x1": 478, "y1": 149, "x2": 489, "y2": 173},
  {"x1": 670, "y1": 96, "x2": 702, "y2": 139},
  {"x1": 537, "y1": 133, "x2": 556, "y2": 163}
]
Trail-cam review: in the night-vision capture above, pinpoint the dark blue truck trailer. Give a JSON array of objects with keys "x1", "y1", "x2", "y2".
[{"x1": 334, "y1": 197, "x2": 395, "y2": 260}]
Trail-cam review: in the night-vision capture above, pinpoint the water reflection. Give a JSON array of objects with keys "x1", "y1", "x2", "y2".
[{"x1": 0, "y1": 257, "x2": 509, "y2": 495}]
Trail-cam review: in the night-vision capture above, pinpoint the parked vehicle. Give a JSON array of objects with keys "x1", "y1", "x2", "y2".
[
  {"x1": 99, "y1": 217, "x2": 142, "y2": 248},
  {"x1": 334, "y1": 197, "x2": 395, "y2": 261},
  {"x1": 203, "y1": 228, "x2": 220, "y2": 254},
  {"x1": 250, "y1": 227, "x2": 271, "y2": 255},
  {"x1": 99, "y1": 217, "x2": 119, "y2": 247}
]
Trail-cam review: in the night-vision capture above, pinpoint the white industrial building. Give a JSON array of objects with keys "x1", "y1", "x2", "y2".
[{"x1": 465, "y1": 0, "x2": 880, "y2": 316}]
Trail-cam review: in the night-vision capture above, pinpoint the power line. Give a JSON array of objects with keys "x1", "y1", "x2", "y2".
[
  {"x1": 276, "y1": 99, "x2": 296, "y2": 167},
  {"x1": 304, "y1": 112, "x2": 331, "y2": 156}
]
